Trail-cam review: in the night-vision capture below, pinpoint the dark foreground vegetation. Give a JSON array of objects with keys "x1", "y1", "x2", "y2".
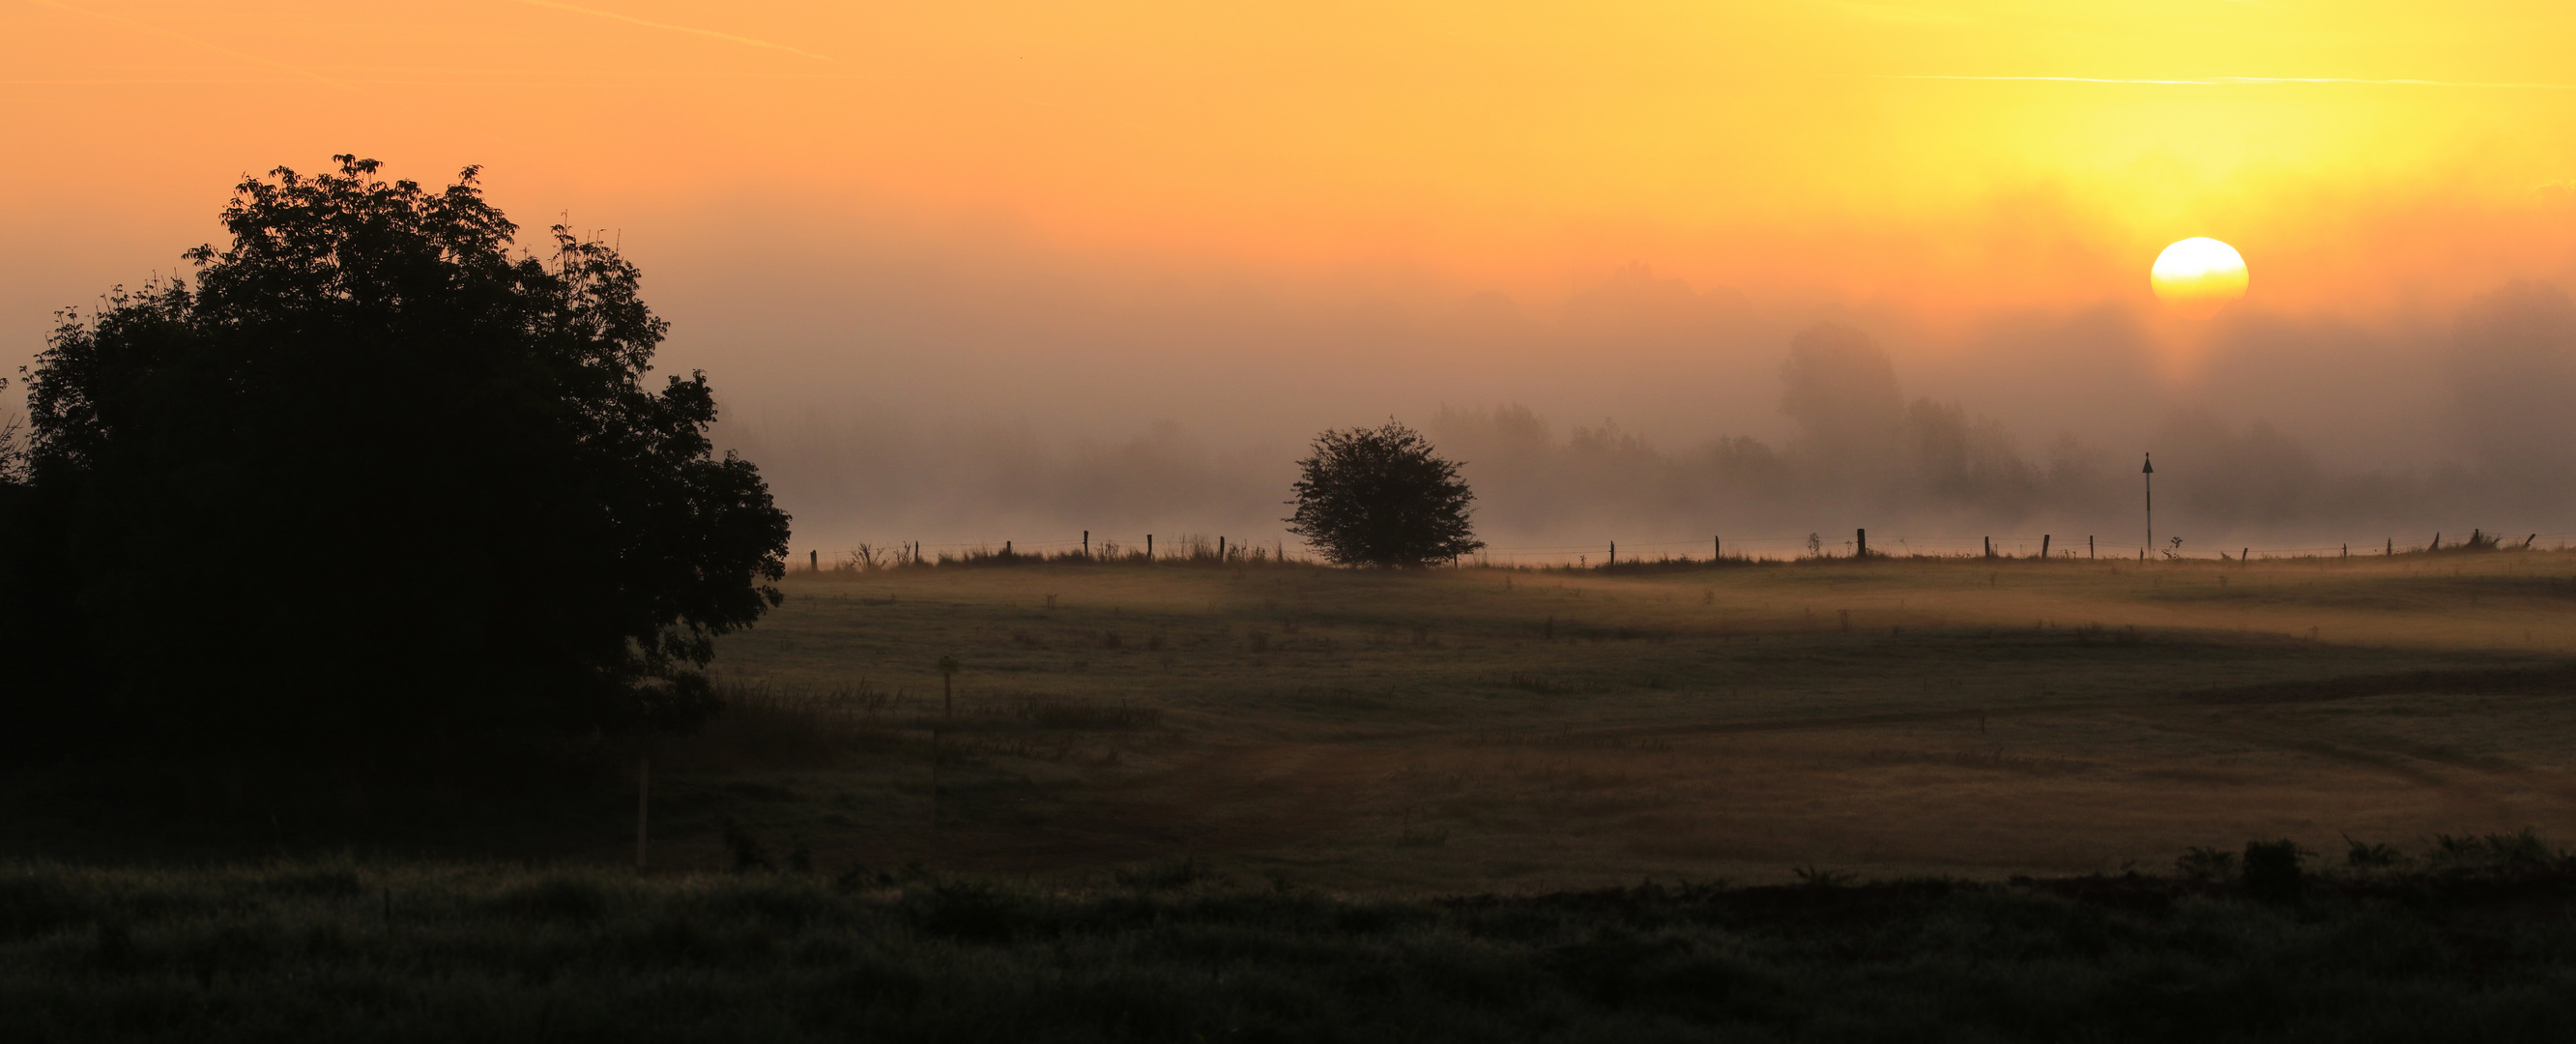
[
  {"x1": 5, "y1": 837, "x2": 2573, "y2": 1043},
  {"x1": 0, "y1": 156, "x2": 790, "y2": 770}
]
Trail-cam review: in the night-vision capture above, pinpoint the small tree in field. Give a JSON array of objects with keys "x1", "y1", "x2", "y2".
[{"x1": 1286, "y1": 420, "x2": 1483, "y2": 566}]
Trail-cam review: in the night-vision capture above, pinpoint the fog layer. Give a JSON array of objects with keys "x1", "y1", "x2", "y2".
[{"x1": 702, "y1": 245, "x2": 2576, "y2": 562}]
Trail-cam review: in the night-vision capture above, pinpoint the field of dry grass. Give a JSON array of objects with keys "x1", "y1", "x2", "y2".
[
  {"x1": 659, "y1": 548, "x2": 2576, "y2": 892},
  {"x1": 7, "y1": 550, "x2": 2574, "y2": 1042}
]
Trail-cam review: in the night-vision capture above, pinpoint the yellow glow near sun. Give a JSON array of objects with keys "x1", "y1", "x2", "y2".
[{"x1": 2151, "y1": 238, "x2": 2250, "y2": 320}]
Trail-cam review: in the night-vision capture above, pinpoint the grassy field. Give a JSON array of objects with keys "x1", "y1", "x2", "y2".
[
  {"x1": 647, "y1": 548, "x2": 2576, "y2": 892},
  {"x1": 12, "y1": 550, "x2": 2576, "y2": 1040},
  {"x1": 6, "y1": 848, "x2": 2574, "y2": 1043}
]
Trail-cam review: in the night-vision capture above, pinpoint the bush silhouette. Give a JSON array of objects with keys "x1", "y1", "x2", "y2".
[
  {"x1": 2243, "y1": 839, "x2": 2306, "y2": 904},
  {"x1": 1285, "y1": 420, "x2": 1483, "y2": 566},
  {"x1": 1, "y1": 156, "x2": 790, "y2": 768}
]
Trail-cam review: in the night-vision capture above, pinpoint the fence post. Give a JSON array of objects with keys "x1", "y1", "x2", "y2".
[
  {"x1": 939, "y1": 655, "x2": 958, "y2": 716},
  {"x1": 1857, "y1": 529, "x2": 1867, "y2": 559},
  {"x1": 1147, "y1": 534, "x2": 1153, "y2": 561},
  {"x1": 809, "y1": 549, "x2": 818, "y2": 572},
  {"x1": 1714, "y1": 536, "x2": 1721, "y2": 562},
  {"x1": 1220, "y1": 536, "x2": 1226, "y2": 560},
  {"x1": 1984, "y1": 536, "x2": 1994, "y2": 559},
  {"x1": 2089, "y1": 536, "x2": 2095, "y2": 559},
  {"x1": 1084, "y1": 531, "x2": 1089, "y2": 557},
  {"x1": 2040, "y1": 535, "x2": 2051, "y2": 560},
  {"x1": 1609, "y1": 540, "x2": 1616, "y2": 566}
]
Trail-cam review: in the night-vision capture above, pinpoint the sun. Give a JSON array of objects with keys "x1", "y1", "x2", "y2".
[{"x1": 2150, "y1": 238, "x2": 2248, "y2": 320}]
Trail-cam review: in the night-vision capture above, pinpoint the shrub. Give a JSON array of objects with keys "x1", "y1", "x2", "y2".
[
  {"x1": 1285, "y1": 420, "x2": 1484, "y2": 566},
  {"x1": 2345, "y1": 835, "x2": 2406, "y2": 869},
  {"x1": 2242, "y1": 839, "x2": 2306, "y2": 903}
]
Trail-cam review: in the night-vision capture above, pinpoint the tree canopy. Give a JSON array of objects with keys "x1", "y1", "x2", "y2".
[
  {"x1": 1285, "y1": 420, "x2": 1483, "y2": 566},
  {"x1": 0, "y1": 157, "x2": 790, "y2": 765}
]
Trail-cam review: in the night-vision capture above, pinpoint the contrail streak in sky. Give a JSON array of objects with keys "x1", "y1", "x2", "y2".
[{"x1": 1879, "y1": 74, "x2": 2576, "y2": 89}]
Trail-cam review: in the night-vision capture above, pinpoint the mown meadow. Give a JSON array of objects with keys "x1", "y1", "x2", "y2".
[
  {"x1": 10, "y1": 548, "x2": 2576, "y2": 1039},
  {"x1": 679, "y1": 547, "x2": 2576, "y2": 890}
]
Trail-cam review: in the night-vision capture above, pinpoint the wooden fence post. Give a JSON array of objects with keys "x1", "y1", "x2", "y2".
[
  {"x1": 1147, "y1": 535, "x2": 1153, "y2": 560},
  {"x1": 1084, "y1": 531, "x2": 1089, "y2": 557},
  {"x1": 1857, "y1": 529, "x2": 1867, "y2": 559},
  {"x1": 933, "y1": 654, "x2": 959, "y2": 829},
  {"x1": 1984, "y1": 536, "x2": 1994, "y2": 559},
  {"x1": 2040, "y1": 535, "x2": 2051, "y2": 560},
  {"x1": 2089, "y1": 536, "x2": 2095, "y2": 559},
  {"x1": 940, "y1": 655, "x2": 958, "y2": 717},
  {"x1": 1714, "y1": 536, "x2": 1721, "y2": 562},
  {"x1": 1609, "y1": 540, "x2": 1616, "y2": 566}
]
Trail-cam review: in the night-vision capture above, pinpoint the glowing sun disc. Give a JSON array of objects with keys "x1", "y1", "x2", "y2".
[{"x1": 2151, "y1": 237, "x2": 2248, "y2": 319}]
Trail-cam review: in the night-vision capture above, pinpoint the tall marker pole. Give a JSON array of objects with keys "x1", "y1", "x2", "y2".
[{"x1": 2142, "y1": 452, "x2": 2155, "y2": 562}]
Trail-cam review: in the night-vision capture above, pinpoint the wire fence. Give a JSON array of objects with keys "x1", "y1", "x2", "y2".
[{"x1": 787, "y1": 528, "x2": 2576, "y2": 570}]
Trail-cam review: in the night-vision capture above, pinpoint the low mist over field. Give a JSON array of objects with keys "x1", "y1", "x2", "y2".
[{"x1": 709, "y1": 258, "x2": 2576, "y2": 557}]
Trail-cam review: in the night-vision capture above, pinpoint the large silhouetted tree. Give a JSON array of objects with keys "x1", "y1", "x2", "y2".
[
  {"x1": 0, "y1": 157, "x2": 790, "y2": 766},
  {"x1": 1286, "y1": 420, "x2": 1482, "y2": 566}
]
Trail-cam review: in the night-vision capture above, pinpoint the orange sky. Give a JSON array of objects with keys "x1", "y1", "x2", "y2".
[
  {"x1": 10, "y1": 2, "x2": 2576, "y2": 314},
  {"x1": 14, "y1": 2, "x2": 2576, "y2": 543}
]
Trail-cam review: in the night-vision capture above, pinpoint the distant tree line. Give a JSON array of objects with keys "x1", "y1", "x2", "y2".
[{"x1": 1424, "y1": 316, "x2": 2562, "y2": 541}]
